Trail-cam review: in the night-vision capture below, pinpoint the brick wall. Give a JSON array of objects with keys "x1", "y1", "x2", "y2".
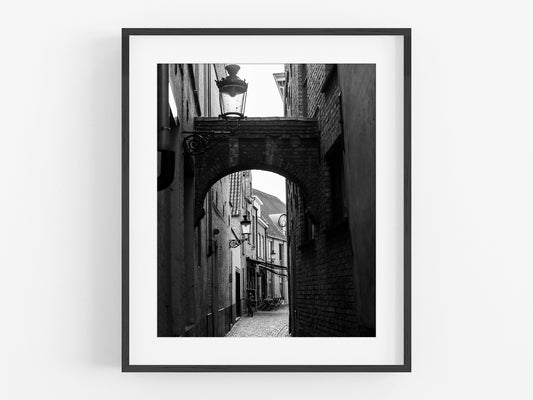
[
  {"x1": 286, "y1": 64, "x2": 366, "y2": 336},
  {"x1": 192, "y1": 118, "x2": 321, "y2": 227}
]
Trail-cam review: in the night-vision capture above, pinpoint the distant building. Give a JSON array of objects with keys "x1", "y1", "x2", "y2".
[
  {"x1": 253, "y1": 196, "x2": 269, "y2": 300},
  {"x1": 252, "y1": 189, "x2": 289, "y2": 302},
  {"x1": 273, "y1": 72, "x2": 286, "y2": 101},
  {"x1": 228, "y1": 170, "x2": 253, "y2": 319},
  {"x1": 228, "y1": 172, "x2": 289, "y2": 317}
]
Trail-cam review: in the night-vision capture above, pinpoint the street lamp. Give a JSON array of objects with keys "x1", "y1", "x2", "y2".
[
  {"x1": 268, "y1": 248, "x2": 276, "y2": 298},
  {"x1": 216, "y1": 64, "x2": 248, "y2": 119},
  {"x1": 240, "y1": 214, "x2": 251, "y2": 239},
  {"x1": 229, "y1": 214, "x2": 251, "y2": 248},
  {"x1": 183, "y1": 64, "x2": 248, "y2": 155}
]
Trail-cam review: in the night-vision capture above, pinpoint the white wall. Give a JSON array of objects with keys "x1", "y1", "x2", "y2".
[{"x1": 3, "y1": 1, "x2": 533, "y2": 399}]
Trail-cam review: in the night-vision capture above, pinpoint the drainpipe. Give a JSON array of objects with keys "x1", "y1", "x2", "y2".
[
  {"x1": 255, "y1": 212, "x2": 258, "y2": 300},
  {"x1": 264, "y1": 226, "x2": 269, "y2": 298},
  {"x1": 255, "y1": 211, "x2": 258, "y2": 259}
]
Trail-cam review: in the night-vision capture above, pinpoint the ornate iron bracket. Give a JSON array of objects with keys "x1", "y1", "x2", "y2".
[
  {"x1": 229, "y1": 239, "x2": 242, "y2": 248},
  {"x1": 182, "y1": 117, "x2": 246, "y2": 156},
  {"x1": 182, "y1": 130, "x2": 229, "y2": 155}
]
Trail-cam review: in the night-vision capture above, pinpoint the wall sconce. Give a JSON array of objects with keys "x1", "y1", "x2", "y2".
[
  {"x1": 183, "y1": 64, "x2": 248, "y2": 155},
  {"x1": 229, "y1": 215, "x2": 251, "y2": 248}
]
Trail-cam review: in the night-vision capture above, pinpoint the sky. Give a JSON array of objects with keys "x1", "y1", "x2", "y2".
[
  {"x1": 252, "y1": 170, "x2": 286, "y2": 204},
  {"x1": 236, "y1": 64, "x2": 287, "y2": 204},
  {"x1": 238, "y1": 64, "x2": 284, "y2": 117}
]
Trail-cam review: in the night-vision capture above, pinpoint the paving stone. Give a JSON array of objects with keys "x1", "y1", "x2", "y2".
[{"x1": 225, "y1": 306, "x2": 290, "y2": 337}]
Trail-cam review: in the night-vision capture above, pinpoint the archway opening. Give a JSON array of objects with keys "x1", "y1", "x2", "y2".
[{"x1": 199, "y1": 169, "x2": 298, "y2": 337}]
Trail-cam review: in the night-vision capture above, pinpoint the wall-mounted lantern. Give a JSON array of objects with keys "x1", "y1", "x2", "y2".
[
  {"x1": 183, "y1": 64, "x2": 249, "y2": 155},
  {"x1": 240, "y1": 214, "x2": 251, "y2": 238},
  {"x1": 269, "y1": 249, "x2": 276, "y2": 264},
  {"x1": 229, "y1": 214, "x2": 251, "y2": 248},
  {"x1": 216, "y1": 64, "x2": 248, "y2": 119}
]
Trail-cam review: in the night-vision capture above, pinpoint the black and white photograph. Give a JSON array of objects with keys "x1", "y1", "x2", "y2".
[
  {"x1": 157, "y1": 63, "x2": 376, "y2": 337},
  {"x1": 7, "y1": 0, "x2": 533, "y2": 395},
  {"x1": 124, "y1": 30, "x2": 409, "y2": 371}
]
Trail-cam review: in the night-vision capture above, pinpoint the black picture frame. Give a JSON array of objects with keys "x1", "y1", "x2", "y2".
[{"x1": 122, "y1": 28, "x2": 411, "y2": 372}]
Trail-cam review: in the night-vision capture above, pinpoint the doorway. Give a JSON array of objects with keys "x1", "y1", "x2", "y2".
[{"x1": 236, "y1": 271, "x2": 241, "y2": 317}]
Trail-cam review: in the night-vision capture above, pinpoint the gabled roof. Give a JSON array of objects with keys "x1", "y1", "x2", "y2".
[
  {"x1": 229, "y1": 172, "x2": 242, "y2": 216},
  {"x1": 252, "y1": 189, "x2": 286, "y2": 240}
]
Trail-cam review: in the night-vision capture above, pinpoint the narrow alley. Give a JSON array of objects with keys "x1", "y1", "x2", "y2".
[
  {"x1": 158, "y1": 63, "x2": 376, "y2": 338},
  {"x1": 226, "y1": 306, "x2": 290, "y2": 337}
]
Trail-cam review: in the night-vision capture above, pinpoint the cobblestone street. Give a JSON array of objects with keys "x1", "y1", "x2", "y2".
[{"x1": 226, "y1": 306, "x2": 290, "y2": 337}]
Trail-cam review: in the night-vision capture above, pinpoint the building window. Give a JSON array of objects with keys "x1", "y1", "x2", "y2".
[
  {"x1": 304, "y1": 209, "x2": 316, "y2": 241},
  {"x1": 279, "y1": 243, "x2": 284, "y2": 263},
  {"x1": 300, "y1": 64, "x2": 308, "y2": 117},
  {"x1": 268, "y1": 240, "x2": 275, "y2": 261},
  {"x1": 321, "y1": 64, "x2": 338, "y2": 93},
  {"x1": 195, "y1": 225, "x2": 202, "y2": 266},
  {"x1": 257, "y1": 234, "x2": 265, "y2": 259},
  {"x1": 326, "y1": 136, "x2": 348, "y2": 223},
  {"x1": 299, "y1": 191, "x2": 316, "y2": 242},
  {"x1": 251, "y1": 215, "x2": 256, "y2": 245}
]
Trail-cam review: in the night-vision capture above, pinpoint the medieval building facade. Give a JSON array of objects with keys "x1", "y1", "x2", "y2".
[
  {"x1": 284, "y1": 64, "x2": 376, "y2": 336},
  {"x1": 157, "y1": 63, "x2": 236, "y2": 337},
  {"x1": 229, "y1": 172, "x2": 289, "y2": 319},
  {"x1": 252, "y1": 189, "x2": 289, "y2": 302}
]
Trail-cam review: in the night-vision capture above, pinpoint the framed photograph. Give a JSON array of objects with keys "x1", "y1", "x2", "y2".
[{"x1": 122, "y1": 28, "x2": 411, "y2": 372}]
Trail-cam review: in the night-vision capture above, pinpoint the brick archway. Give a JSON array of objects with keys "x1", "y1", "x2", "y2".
[{"x1": 192, "y1": 117, "x2": 320, "y2": 225}]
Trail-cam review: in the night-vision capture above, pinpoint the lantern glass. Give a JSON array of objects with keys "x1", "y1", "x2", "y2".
[
  {"x1": 216, "y1": 64, "x2": 248, "y2": 119},
  {"x1": 240, "y1": 215, "x2": 251, "y2": 236},
  {"x1": 219, "y1": 90, "x2": 247, "y2": 118}
]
